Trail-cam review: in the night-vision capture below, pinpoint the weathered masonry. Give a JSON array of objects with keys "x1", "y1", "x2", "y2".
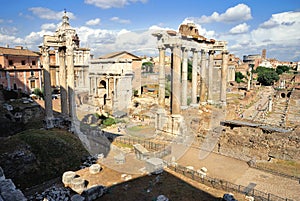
[
  {"x1": 40, "y1": 11, "x2": 79, "y2": 129},
  {"x1": 152, "y1": 23, "x2": 229, "y2": 114}
]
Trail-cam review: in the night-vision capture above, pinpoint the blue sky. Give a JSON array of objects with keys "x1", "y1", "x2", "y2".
[{"x1": 1, "y1": 0, "x2": 300, "y2": 61}]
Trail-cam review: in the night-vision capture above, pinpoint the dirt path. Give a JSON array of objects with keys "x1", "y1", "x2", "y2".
[{"x1": 177, "y1": 147, "x2": 298, "y2": 200}]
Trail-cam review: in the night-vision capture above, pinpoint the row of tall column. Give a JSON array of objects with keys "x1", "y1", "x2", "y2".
[
  {"x1": 42, "y1": 44, "x2": 76, "y2": 129},
  {"x1": 157, "y1": 45, "x2": 228, "y2": 114}
]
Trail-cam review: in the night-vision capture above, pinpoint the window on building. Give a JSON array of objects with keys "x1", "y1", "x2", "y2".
[
  {"x1": 32, "y1": 61, "x2": 36, "y2": 65},
  {"x1": 30, "y1": 80, "x2": 35, "y2": 89},
  {"x1": 31, "y1": 70, "x2": 34, "y2": 76},
  {"x1": 21, "y1": 60, "x2": 26, "y2": 65},
  {"x1": 9, "y1": 60, "x2": 13, "y2": 66}
]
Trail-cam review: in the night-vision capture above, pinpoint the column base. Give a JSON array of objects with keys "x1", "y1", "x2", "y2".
[
  {"x1": 207, "y1": 100, "x2": 214, "y2": 105},
  {"x1": 200, "y1": 101, "x2": 207, "y2": 106},
  {"x1": 180, "y1": 105, "x2": 189, "y2": 110},
  {"x1": 44, "y1": 117, "x2": 54, "y2": 129},
  {"x1": 190, "y1": 104, "x2": 199, "y2": 108}
]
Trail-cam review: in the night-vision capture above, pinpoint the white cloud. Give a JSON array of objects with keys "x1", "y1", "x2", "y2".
[
  {"x1": 0, "y1": 19, "x2": 3, "y2": 23},
  {"x1": 223, "y1": 11, "x2": 300, "y2": 61},
  {"x1": 188, "y1": 4, "x2": 252, "y2": 24},
  {"x1": 28, "y1": 7, "x2": 75, "y2": 20},
  {"x1": 229, "y1": 23, "x2": 250, "y2": 34},
  {"x1": 110, "y1": 17, "x2": 130, "y2": 24},
  {"x1": 0, "y1": 32, "x2": 25, "y2": 48},
  {"x1": 84, "y1": 0, "x2": 148, "y2": 9},
  {"x1": 86, "y1": 18, "x2": 101, "y2": 26},
  {"x1": 41, "y1": 23, "x2": 57, "y2": 31},
  {"x1": 252, "y1": 11, "x2": 300, "y2": 46}
]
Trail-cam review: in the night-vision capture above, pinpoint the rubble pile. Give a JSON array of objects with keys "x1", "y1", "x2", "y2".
[{"x1": 27, "y1": 186, "x2": 70, "y2": 201}]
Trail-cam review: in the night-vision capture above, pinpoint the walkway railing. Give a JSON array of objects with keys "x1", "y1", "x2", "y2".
[{"x1": 167, "y1": 164, "x2": 293, "y2": 201}]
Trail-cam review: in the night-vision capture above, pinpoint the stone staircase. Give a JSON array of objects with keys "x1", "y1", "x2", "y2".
[
  {"x1": 264, "y1": 96, "x2": 289, "y2": 127},
  {"x1": 286, "y1": 89, "x2": 300, "y2": 126}
]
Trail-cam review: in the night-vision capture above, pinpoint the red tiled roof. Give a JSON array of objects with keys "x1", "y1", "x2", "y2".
[{"x1": 0, "y1": 47, "x2": 39, "y2": 57}]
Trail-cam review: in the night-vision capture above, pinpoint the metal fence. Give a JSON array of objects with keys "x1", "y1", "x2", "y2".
[
  {"x1": 114, "y1": 136, "x2": 166, "y2": 151},
  {"x1": 168, "y1": 164, "x2": 293, "y2": 201}
]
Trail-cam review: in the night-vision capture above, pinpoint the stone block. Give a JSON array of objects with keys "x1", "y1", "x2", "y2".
[{"x1": 0, "y1": 167, "x2": 4, "y2": 181}]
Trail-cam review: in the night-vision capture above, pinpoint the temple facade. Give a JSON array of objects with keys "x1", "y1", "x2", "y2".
[{"x1": 152, "y1": 23, "x2": 229, "y2": 115}]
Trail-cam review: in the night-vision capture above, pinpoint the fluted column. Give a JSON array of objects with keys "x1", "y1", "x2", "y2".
[
  {"x1": 158, "y1": 46, "x2": 166, "y2": 108},
  {"x1": 181, "y1": 47, "x2": 188, "y2": 108},
  {"x1": 66, "y1": 43, "x2": 76, "y2": 127},
  {"x1": 200, "y1": 49, "x2": 207, "y2": 104},
  {"x1": 220, "y1": 50, "x2": 229, "y2": 105},
  {"x1": 59, "y1": 47, "x2": 68, "y2": 117},
  {"x1": 171, "y1": 45, "x2": 181, "y2": 114},
  {"x1": 42, "y1": 46, "x2": 54, "y2": 128},
  {"x1": 207, "y1": 50, "x2": 215, "y2": 104},
  {"x1": 191, "y1": 49, "x2": 198, "y2": 106}
]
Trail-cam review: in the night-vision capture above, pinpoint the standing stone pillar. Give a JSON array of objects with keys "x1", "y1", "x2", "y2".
[
  {"x1": 66, "y1": 43, "x2": 76, "y2": 128},
  {"x1": 220, "y1": 50, "x2": 229, "y2": 105},
  {"x1": 247, "y1": 66, "x2": 252, "y2": 91},
  {"x1": 88, "y1": 77, "x2": 92, "y2": 96},
  {"x1": 171, "y1": 45, "x2": 181, "y2": 114},
  {"x1": 59, "y1": 47, "x2": 68, "y2": 117},
  {"x1": 191, "y1": 49, "x2": 198, "y2": 106},
  {"x1": 42, "y1": 46, "x2": 54, "y2": 128},
  {"x1": 94, "y1": 77, "x2": 98, "y2": 97},
  {"x1": 200, "y1": 49, "x2": 207, "y2": 104},
  {"x1": 6, "y1": 72, "x2": 11, "y2": 90},
  {"x1": 181, "y1": 47, "x2": 188, "y2": 108},
  {"x1": 158, "y1": 46, "x2": 166, "y2": 108},
  {"x1": 113, "y1": 77, "x2": 118, "y2": 112},
  {"x1": 207, "y1": 50, "x2": 215, "y2": 104}
]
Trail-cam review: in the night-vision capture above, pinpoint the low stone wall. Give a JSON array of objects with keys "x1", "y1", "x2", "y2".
[
  {"x1": 0, "y1": 167, "x2": 27, "y2": 201},
  {"x1": 218, "y1": 125, "x2": 300, "y2": 161}
]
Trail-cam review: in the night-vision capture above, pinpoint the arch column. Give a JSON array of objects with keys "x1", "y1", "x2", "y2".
[
  {"x1": 59, "y1": 47, "x2": 68, "y2": 117},
  {"x1": 191, "y1": 49, "x2": 198, "y2": 106},
  {"x1": 158, "y1": 46, "x2": 166, "y2": 108},
  {"x1": 181, "y1": 47, "x2": 188, "y2": 108},
  {"x1": 207, "y1": 50, "x2": 215, "y2": 104},
  {"x1": 220, "y1": 50, "x2": 229, "y2": 105},
  {"x1": 200, "y1": 49, "x2": 207, "y2": 104},
  {"x1": 171, "y1": 45, "x2": 181, "y2": 114},
  {"x1": 42, "y1": 46, "x2": 54, "y2": 128}
]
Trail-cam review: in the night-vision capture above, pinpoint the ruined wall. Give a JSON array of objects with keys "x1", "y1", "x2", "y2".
[{"x1": 218, "y1": 126, "x2": 300, "y2": 161}]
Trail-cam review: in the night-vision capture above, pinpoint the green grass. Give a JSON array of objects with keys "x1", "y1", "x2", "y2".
[
  {"x1": 0, "y1": 128, "x2": 89, "y2": 189},
  {"x1": 126, "y1": 125, "x2": 145, "y2": 132},
  {"x1": 256, "y1": 159, "x2": 300, "y2": 178}
]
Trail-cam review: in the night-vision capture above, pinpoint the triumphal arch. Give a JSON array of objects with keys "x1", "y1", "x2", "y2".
[
  {"x1": 40, "y1": 11, "x2": 79, "y2": 129},
  {"x1": 152, "y1": 23, "x2": 228, "y2": 134}
]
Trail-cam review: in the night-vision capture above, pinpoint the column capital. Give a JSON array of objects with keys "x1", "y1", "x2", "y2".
[
  {"x1": 170, "y1": 43, "x2": 182, "y2": 50},
  {"x1": 222, "y1": 50, "x2": 229, "y2": 55},
  {"x1": 201, "y1": 49, "x2": 208, "y2": 54},
  {"x1": 208, "y1": 50, "x2": 215, "y2": 55},
  {"x1": 191, "y1": 48, "x2": 199, "y2": 53},
  {"x1": 158, "y1": 45, "x2": 166, "y2": 50},
  {"x1": 181, "y1": 46, "x2": 190, "y2": 52}
]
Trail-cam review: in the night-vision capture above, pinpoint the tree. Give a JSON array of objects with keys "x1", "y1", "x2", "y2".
[
  {"x1": 235, "y1": 71, "x2": 245, "y2": 83},
  {"x1": 142, "y1": 62, "x2": 154, "y2": 73},
  {"x1": 257, "y1": 67, "x2": 279, "y2": 86},
  {"x1": 276, "y1": 65, "x2": 290, "y2": 75}
]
